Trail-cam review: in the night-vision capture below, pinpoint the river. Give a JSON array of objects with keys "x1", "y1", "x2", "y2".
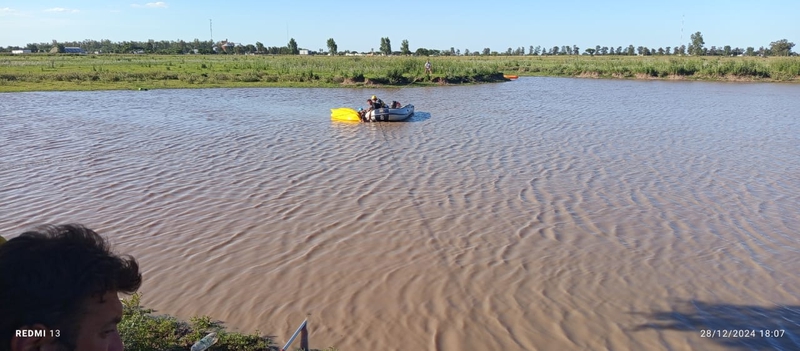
[{"x1": 1, "y1": 78, "x2": 798, "y2": 350}]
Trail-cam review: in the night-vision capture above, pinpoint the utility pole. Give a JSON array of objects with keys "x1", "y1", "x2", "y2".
[{"x1": 210, "y1": 19, "x2": 213, "y2": 43}]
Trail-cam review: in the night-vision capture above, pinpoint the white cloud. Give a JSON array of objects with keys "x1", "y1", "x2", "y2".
[
  {"x1": 131, "y1": 2, "x2": 168, "y2": 8},
  {"x1": 44, "y1": 7, "x2": 80, "y2": 13},
  {"x1": 0, "y1": 7, "x2": 17, "y2": 15}
]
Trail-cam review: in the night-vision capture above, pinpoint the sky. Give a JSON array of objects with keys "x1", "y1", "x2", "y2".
[{"x1": 0, "y1": 0, "x2": 798, "y2": 52}]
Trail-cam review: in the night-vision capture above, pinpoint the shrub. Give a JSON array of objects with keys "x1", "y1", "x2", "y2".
[{"x1": 119, "y1": 293, "x2": 272, "y2": 351}]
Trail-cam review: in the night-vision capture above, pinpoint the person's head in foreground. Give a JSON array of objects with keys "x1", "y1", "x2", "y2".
[{"x1": 0, "y1": 224, "x2": 142, "y2": 351}]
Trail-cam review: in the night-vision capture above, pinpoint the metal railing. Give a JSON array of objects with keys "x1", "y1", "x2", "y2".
[{"x1": 281, "y1": 318, "x2": 308, "y2": 351}]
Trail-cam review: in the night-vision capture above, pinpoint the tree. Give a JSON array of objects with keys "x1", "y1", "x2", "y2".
[
  {"x1": 464, "y1": 48, "x2": 470, "y2": 56},
  {"x1": 552, "y1": 46, "x2": 559, "y2": 55},
  {"x1": 626, "y1": 45, "x2": 635, "y2": 55},
  {"x1": 745, "y1": 47, "x2": 755, "y2": 56},
  {"x1": 401, "y1": 39, "x2": 410, "y2": 55},
  {"x1": 689, "y1": 31, "x2": 704, "y2": 55},
  {"x1": 723, "y1": 45, "x2": 731, "y2": 56},
  {"x1": 288, "y1": 38, "x2": 298, "y2": 54},
  {"x1": 255, "y1": 41, "x2": 264, "y2": 53},
  {"x1": 379, "y1": 37, "x2": 392, "y2": 55},
  {"x1": 482, "y1": 48, "x2": 490, "y2": 55},
  {"x1": 326, "y1": 38, "x2": 337, "y2": 55},
  {"x1": 49, "y1": 40, "x2": 65, "y2": 54},
  {"x1": 769, "y1": 39, "x2": 795, "y2": 56},
  {"x1": 636, "y1": 46, "x2": 644, "y2": 55},
  {"x1": 50, "y1": 43, "x2": 65, "y2": 54},
  {"x1": 585, "y1": 48, "x2": 596, "y2": 56},
  {"x1": 665, "y1": 46, "x2": 671, "y2": 55}
]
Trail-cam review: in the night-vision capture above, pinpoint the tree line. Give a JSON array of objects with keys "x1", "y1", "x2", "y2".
[
  {"x1": 470, "y1": 34, "x2": 794, "y2": 57},
  {"x1": 1, "y1": 32, "x2": 795, "y2": 57}
]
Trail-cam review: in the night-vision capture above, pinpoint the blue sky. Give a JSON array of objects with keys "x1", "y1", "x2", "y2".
[{"x1": 0, "y1": 1, "x2": 797, "y2": 51}]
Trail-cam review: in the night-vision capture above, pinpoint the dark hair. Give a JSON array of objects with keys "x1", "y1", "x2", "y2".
[{"x1": 0, "y1": 224, "x2": 142, "y2": 350}]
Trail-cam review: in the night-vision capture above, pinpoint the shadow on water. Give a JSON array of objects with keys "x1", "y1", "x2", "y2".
[
  {"x1": 406, "y1": 111, "x2": 431, "y2": 123},
  {"x1": 632, "y1": 300, "x2": 800, "y2": 350}
]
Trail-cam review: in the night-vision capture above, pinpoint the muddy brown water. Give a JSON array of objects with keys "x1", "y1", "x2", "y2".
[{"x1": 1, "y1": 78, "x2": 799, "y2": 350}]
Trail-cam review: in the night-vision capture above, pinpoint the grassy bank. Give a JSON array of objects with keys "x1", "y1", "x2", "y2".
[
  {"x1": 494, "y1": 55, "x2": 800, "y2": 81},
  {"x1": 1, "y1": 54, "x2": 798, "y2": 92},
  {"x1": 120, "y1": 293, "x2": 336, "y2": 351},
  {"x1": 0, "y1": 54, "x2": 503, "y2": 92}
]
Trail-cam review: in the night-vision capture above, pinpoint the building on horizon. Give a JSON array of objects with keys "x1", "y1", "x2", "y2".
[
  {"x1": 11, "y1": 49, "x2": 32, "y2": 54},
  {"x1": 64, "y1": 47, "x2": 86, "y2": 54}
]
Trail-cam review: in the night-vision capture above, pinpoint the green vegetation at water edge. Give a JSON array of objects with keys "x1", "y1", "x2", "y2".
[
  {"x1": 0, "y1": 54, "x2": 504, "y2": 92},
  {"x1": 120, "y1": 293, "x2": 273, "y2": 351},
  {"x1": 120, "y1": 293, "x2": 340, "y2": 351},
  {"x1": 499, "y1": 55, "x2": 800, "y2": 81},
  {"x1": 0, "y1": 54, "x2": 798, "y2": 92}
]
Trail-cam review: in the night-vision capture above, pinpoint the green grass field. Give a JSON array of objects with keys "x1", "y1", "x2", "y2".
[{"x1": 1, "y1": 54, "x2": 798, "y2": 92}]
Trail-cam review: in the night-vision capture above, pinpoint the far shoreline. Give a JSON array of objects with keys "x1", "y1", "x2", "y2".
[
  {"x1": 1, "y1": 74, "x2": 797, "y2": 93},
  {"x1": 1, "y1": 54, "x2": 798, "y2": 93}
]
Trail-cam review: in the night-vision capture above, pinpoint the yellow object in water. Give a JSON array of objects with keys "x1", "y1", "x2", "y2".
[{"x1": 331, "y1": 107, "x2": 361, "y2": 122}]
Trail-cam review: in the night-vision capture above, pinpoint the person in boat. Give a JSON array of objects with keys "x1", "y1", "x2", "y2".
[
  {"x1": 358, "y1": 99, "x2": 375, "y2": 121},
  {"x1": 370, "y1": 95, "x2": 386, "y2": 109}
]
